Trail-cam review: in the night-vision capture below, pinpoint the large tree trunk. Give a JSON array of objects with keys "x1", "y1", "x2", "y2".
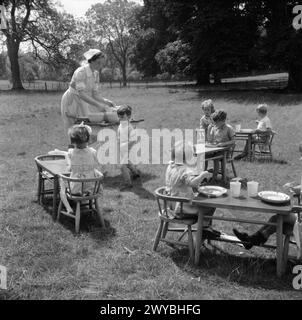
[
  {"x1": 287, "y1": 59, "x2": 302, "y2": 92},
  {"x1": 286, "y1": 33, "x2": 302, "y2": 92},
  {"x1": 7, "y1": 37, "x2": 24, "y2": 90},
  {"x1": 121, "y1": 62, "x2": 127, "y2": 87}
]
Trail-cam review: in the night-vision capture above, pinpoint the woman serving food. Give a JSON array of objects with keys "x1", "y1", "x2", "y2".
[{"x1": 61, "y1": 48, "x2": 119, "y2": 140}]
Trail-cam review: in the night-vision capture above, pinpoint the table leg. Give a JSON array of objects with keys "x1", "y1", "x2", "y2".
[
  {"x1": 247, "y1": 135, "x2": 252, "y2": 161},
  {"x1": 194, "y1": 211, "x2": 204, "y2": 265},
  {"x1": 221, "y1": 152, "x2": 227, "y2": 185},
  {"x1": 276, "y1": 215, "x2": 284, "y2": 277},
  {"x1": 52, "y1": 176, "x2": 59, "y2": 220}
]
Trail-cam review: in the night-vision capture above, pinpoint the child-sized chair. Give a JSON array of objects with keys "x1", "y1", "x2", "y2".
[
  {"x1": 153, "y1": 187, "x2": 198, "y2": 261},
  {"x1": 57, "y1": 174, "x2": 104, "y2": 233},
  {"x1": 251, "y1": 131, "x2": 276, "y2": 161}
]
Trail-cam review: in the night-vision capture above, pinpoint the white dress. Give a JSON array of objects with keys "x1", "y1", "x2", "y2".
[{"x1": 61, "y1": 64, "x2": 101, "y2": 135}]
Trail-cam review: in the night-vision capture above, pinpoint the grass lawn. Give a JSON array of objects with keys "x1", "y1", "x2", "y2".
[{"x1": 1, "y1": 87, "x2": 302, "y2": 300}]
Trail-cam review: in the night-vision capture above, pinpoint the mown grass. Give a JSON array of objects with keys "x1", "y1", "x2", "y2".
[{"x1": 1, "y1": 87, "x2": 302, "y2": 300}]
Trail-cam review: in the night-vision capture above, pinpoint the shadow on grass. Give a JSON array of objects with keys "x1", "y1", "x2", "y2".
[
  {"x1": 40, "y1": 199, "x2": 117, "y2": 240},
  {"x1": 171, "y1": 245, "x2": 295, "y2": 291},
  {"x1": 104, "y1": 173, "x2": 156, "y2": 200}
]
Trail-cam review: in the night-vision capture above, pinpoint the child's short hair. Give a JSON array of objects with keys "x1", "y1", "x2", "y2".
[
  {"x1": 117, "y1": 105, "x2": 132, "y2": 117},
  {"x1": 212, "y1": 110, "x2": 227, "y2": 123},
  {"x1": 201, "y1": 99, "x2": 215, "y2": 113},
  {"x1": 68, "y1": 123, "x2": 92, "y2": 145},
  {"x1": 256, "y1": 104, "x2": 268, "y2": 115}
]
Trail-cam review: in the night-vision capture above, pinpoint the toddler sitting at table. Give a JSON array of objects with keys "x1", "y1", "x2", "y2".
[
  {"x1": 59, "y1": 123, "x2": 104, "y2": 222},
  {"x1": 165, "y1": 140, "x2": 219, "y2": 238},
  {"x1": 200, "y1": 99, "x2": 215, "y2": 141},
  {"x1": 206, "y1": 110, "x2": 235, "y2": 179},
  {"x1": 235, "y1": 104, "x2": 273, "y2": 160}
]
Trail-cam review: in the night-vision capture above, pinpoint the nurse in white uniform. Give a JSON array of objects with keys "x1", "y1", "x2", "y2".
[{"x1": 61, "y1": 48, "x2": 119, "y2": 141}]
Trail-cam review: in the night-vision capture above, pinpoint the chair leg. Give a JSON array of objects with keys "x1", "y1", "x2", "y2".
[
  {"x1": 57, "y1": 200, "x2": 63, "y2": 222},
  {"x1": 187, "y1": 225, "x2": 194, "y2": 262},
  {"x1": 231, "y1": 160, "x2": 237, "y2": 177},
  {"x1": 75, "y1": 202, "x2": 81, "y2": 234},
  {"x1": 37, "y1": 172, "x2": 42, "y2": 204},
  {"x1": 95, "y1": 198, "x2": 105, "y2": 227},
  {"x1": 153, "y1": 220, "x2": 164, "y2": 251},
  {"x1": 162, "y1": 221, "x2": 169, "y2": 239},
  {"x1": 283, "y1": 234, "x2": 291, "y2": 274}
]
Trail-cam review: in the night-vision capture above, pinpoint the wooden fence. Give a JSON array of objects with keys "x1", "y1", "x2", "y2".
[{"x1": 0, "y1": 76, "x2": 289, "y2": 91}]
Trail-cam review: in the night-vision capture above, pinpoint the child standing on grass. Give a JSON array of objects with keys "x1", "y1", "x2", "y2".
[
  {"x1": 200, "y1": 99, "x2": 215, "y2": 141},
  {"x1": 59, "y1": 123, "x2": 103, "y2": 220},
  {"x1": 117, "y1": 105, "x2": 141, "y2": 191}
]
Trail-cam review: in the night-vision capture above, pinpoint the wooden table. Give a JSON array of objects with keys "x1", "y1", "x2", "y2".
[
  {"x1": 35, "y1": 155, "x2": 70, "y2": 219},
  {"x1": 235, "y1": 129, "x2": 255, "y2": 161},
  {"x1": 192, "y1": 191, "x2": 293, "y2": 277}
]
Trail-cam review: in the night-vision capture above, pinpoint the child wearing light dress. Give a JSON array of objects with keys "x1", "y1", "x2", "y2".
[
  {"x1": 59, "y1": 123, "x2": 103, "y2": 218},
  {"x1": 200, "y1": 99, "x2": 215, "y2": 141},
  {"x1": 165, "y1": 141, "x2": 216, "y2": 227}
]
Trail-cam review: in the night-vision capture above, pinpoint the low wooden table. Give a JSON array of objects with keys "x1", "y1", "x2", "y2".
[
  {"x1": 35, "y1": 155, "x2": 70, "y2": 220},
  {"x1": 235, "y1": 129, "x2": 255, "y2": 161},
  {"x1": 192, "y1": 191, "x2": 293, "y2": 277}
]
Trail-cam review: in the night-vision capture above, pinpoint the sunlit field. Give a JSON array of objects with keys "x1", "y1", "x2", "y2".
[{"x1": 1, "y1": 86, "x2": 302, "y2": 300}]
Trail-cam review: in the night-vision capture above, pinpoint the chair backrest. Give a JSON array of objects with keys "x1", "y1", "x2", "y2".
[
  {"x1": 60, "y1": 174, "x2": 103, "y2": 200},
  {"x1": 254, "y1": 130, "x2": 275, "y2": 146},
  {"x1": 154, "y1": 186, "x2": 191, "y2": 218}
]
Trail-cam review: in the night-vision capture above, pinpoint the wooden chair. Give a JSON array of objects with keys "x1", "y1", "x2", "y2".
[
  {"x1": 34, "y1": 154, "x2": 66, "y2": 205},
  {"x1": 206, "y1": 144, "x2": 237, "y2": 180},
  {"x1": 57, "y1": 174, "x2": 104, "y2": 233},
  {"x1": 153, "y1": 187, "x2": 198, "y2": 261},
  {"x1": 251, "y1": 131, "x2": 276, "y2": 161}
]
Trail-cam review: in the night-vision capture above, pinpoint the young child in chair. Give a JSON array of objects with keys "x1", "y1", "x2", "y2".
[
  {"x1": 117, "y1": 105, "x2": 141, "y2": 190},
  {"x1": 200, "y1": 99, "x2": 215, "y2": 141},
  {"x1": 59, "y1": 123, "x2": 104, "y2": 218},
  {"x1": 207, "y1": 110, "x2": 235, "y2": 147},
  {"x1": 165, "y1": 141, "x2": 220, "y2": 238},
  {"x1": 206, "y1": 110, "x2": 235, "y2": 179},
  {"x1": 235, "y1": 104, "x2": 273, "y2": 160}
]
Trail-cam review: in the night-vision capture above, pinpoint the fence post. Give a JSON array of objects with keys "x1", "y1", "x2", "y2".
[{"x1": 45, "y1": 82, "x2": 47, "y2": 91}]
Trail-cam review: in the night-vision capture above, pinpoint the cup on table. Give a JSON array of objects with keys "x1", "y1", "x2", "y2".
[
  {"x1": 247, "y1": 181, "x2": 259, "y2": 197},
  {"x1": 230, "y1": 181, "x2": 241, "y2": 197},
  {"x1": 235, "y1": 124, "x2": 241, "y2": 132}
]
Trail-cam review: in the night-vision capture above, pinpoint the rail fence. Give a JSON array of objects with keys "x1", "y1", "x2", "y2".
[{"x1": 0, "y1": 76, "x2": 289, "y2": 91}]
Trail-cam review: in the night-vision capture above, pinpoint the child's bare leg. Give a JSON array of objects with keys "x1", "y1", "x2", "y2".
[{"x1": 59, "y1": 178, "x2": 73, "y2": 213}]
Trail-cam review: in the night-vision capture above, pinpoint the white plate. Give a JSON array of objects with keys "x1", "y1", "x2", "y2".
[
  {"x1": 198, "y1": 186, "x2": 227, "y2": 197},
  {"x1": 258, "y1": 191, "x2": 290, "y2": 204}
]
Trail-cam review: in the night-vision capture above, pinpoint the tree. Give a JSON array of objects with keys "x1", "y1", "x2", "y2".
[
  {"x1": 86, "y1": 0, "x2": 140, "y2": 87},
  {"x1": 161, "y1": 0, "x2": 261, "y2": 85},
  {"x1": 259, "y1": 0, "x2": 302, "y2": 91},
  {"x1": 155, "y1": 40, "x2": 192, "y2": 78},
  {"x1": 131, "y1": 0, "x2": 177, "y2": 78},
  {"x1": 1, "y1": 0, "x2": 76, "y2": 90}
]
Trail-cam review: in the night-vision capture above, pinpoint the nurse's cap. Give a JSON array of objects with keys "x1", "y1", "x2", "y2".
[{"x1": 83, "y1": 49, "x2": 102, "y2": 61}]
